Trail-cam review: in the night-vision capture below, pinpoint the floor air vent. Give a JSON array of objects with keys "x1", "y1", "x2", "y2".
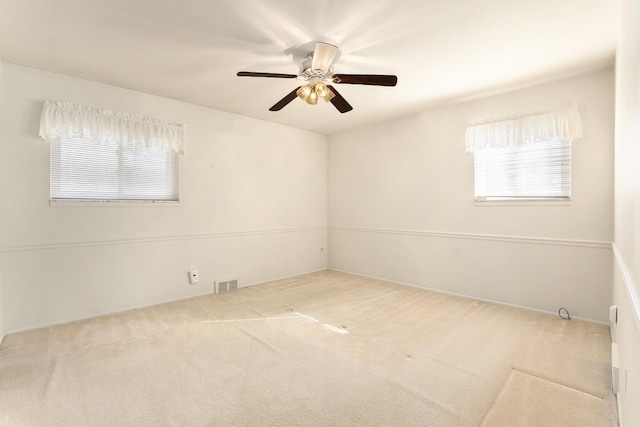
[{"x1": 217, "y1": 279, "x2": 238, "y2": 294}]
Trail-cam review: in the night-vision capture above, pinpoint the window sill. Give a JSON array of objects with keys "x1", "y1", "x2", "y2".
[
  {"x1": 473, "y1": 198, "x2": 571, "y2": 207},
  {"x1": 49, "y1": 199, "x2": 179, "y2": 207}
]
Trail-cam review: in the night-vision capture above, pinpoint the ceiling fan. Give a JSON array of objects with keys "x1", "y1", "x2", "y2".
[{"x1": 237, "y1": 42, "x2": 397, "y2": 113}]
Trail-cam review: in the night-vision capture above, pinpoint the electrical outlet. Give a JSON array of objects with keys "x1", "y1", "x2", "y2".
[
  {"x1": 189, "y1": 265, "x2": 199, "y2": 284},
  {"x1": 609, "y1": 305, "x2": 618, "y2": 324}
]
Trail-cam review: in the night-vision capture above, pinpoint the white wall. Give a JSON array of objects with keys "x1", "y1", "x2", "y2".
[
  {"x1": 613, "y1": 0, "x2": 640, "y2": 424},
  {"x1": 329, "y1": 69, "x2": 614, "y2": 322},
  {"x1": 0, "y1": 271, "x2": 3, "y2": 344},
  {"x1": 0, "y1": 60, "x2": 4, "y2": 343},
  {"x1": 0, "y1": 265, "x2": 3, "y2": 343},
  {"x1": 0, "y1": 64, "x2": 328, "y2": 333}
]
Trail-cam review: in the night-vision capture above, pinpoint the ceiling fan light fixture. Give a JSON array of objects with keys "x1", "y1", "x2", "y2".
[
  {"x1": 296, "y1": 85, "x2": 312, "y2": 102},
  {"x1": 307, "y1": 89, "x2": 318, "y2": 105},
  {"x1": 296, "y1": 82, "x2": 335, "y2": 105},
  {"x1": 314, "y1": 81, "x2": 330, "y2": 99}
]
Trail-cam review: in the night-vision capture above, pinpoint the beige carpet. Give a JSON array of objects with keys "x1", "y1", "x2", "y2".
[
  {"x1": 0, "y1": 270, "x2": 617, "y2": 426},
  {"x1": 480, "y1": 369, "x2": 615, "y2": 426}
]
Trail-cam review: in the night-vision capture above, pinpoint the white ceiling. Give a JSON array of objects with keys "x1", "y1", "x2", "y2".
[{"x1": 0, "y1": 0, "x2": 622, "y2": 134}]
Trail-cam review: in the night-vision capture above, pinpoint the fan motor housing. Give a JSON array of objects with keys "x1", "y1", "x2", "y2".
[{"x1": 299, "y1": 53, "x2": 332, "y2": 81}]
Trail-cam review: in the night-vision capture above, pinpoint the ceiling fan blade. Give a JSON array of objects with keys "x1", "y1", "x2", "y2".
[
  {"x1": 312, "y1": 42, "x2": 338, "y2": 74},
  {"x1": 327, "y1": 85, "x2": 353, "y2": 113},
  {"x1": 237, "y1": 71, "x2": 298, "y2": 79},
  {"x1": 269, "y1": 87, "x2": 302, "y2": 111},
  {"x1": 332, "y1": 74, "x2": 398, "y2": 86}
]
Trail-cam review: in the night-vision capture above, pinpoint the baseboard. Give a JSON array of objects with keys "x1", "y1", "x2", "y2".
[
  {"x1": 5, "y1": 267, "x2": 329, "y2": 336},
  {"x1": 617, "y1": 394, "x2": 623, "y2": 427},
  {"x1": 328, "y1": 268, "x2": 608, "y2": 325},
  {"x1": 238, "y1": 268, "x2": 329, "y2": 289},
  {"x1": 6, "y1": 288, "x2": 217, "y2": 336}
]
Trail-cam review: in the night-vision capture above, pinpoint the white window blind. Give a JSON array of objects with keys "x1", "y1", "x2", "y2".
[
  {"x1": 465, "y1": 104, "x2": 581, "y2": 201},
  {"x1": 40, "y1": 101, "x2": 184, "y2": 202},
  {"x1": 473, "y1": 137, "x2": 570, "y2": 200},
  {"x1": 50, "y1": 136, "x2": 179, "y2": 201}
]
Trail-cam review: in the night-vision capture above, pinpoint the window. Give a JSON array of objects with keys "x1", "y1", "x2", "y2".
[
  {"x1": 465, "y1": 104, "x2": 582, "y2": 202},
  {"x1": 50, "y1": 136, "x2": 178, "y2": 201},
  {"x1": 40, "y1": 101, "x2": 184, "y2": 202},
  {"x1": 473, "y1": 137, "x2": 570, "y2": 201}
]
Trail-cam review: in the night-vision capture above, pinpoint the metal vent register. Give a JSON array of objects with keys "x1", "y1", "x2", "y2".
[{"x1": 217, "y1": 279, "x2": 238, "y2": 294}]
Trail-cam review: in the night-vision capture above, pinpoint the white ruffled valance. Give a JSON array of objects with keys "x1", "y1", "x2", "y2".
[
  {"x1": 39, "y1": 101, "x2": 185, "y2": 154},
  {"x1": 465, "y1": 104, "x2": 582, "y2": 153}
]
